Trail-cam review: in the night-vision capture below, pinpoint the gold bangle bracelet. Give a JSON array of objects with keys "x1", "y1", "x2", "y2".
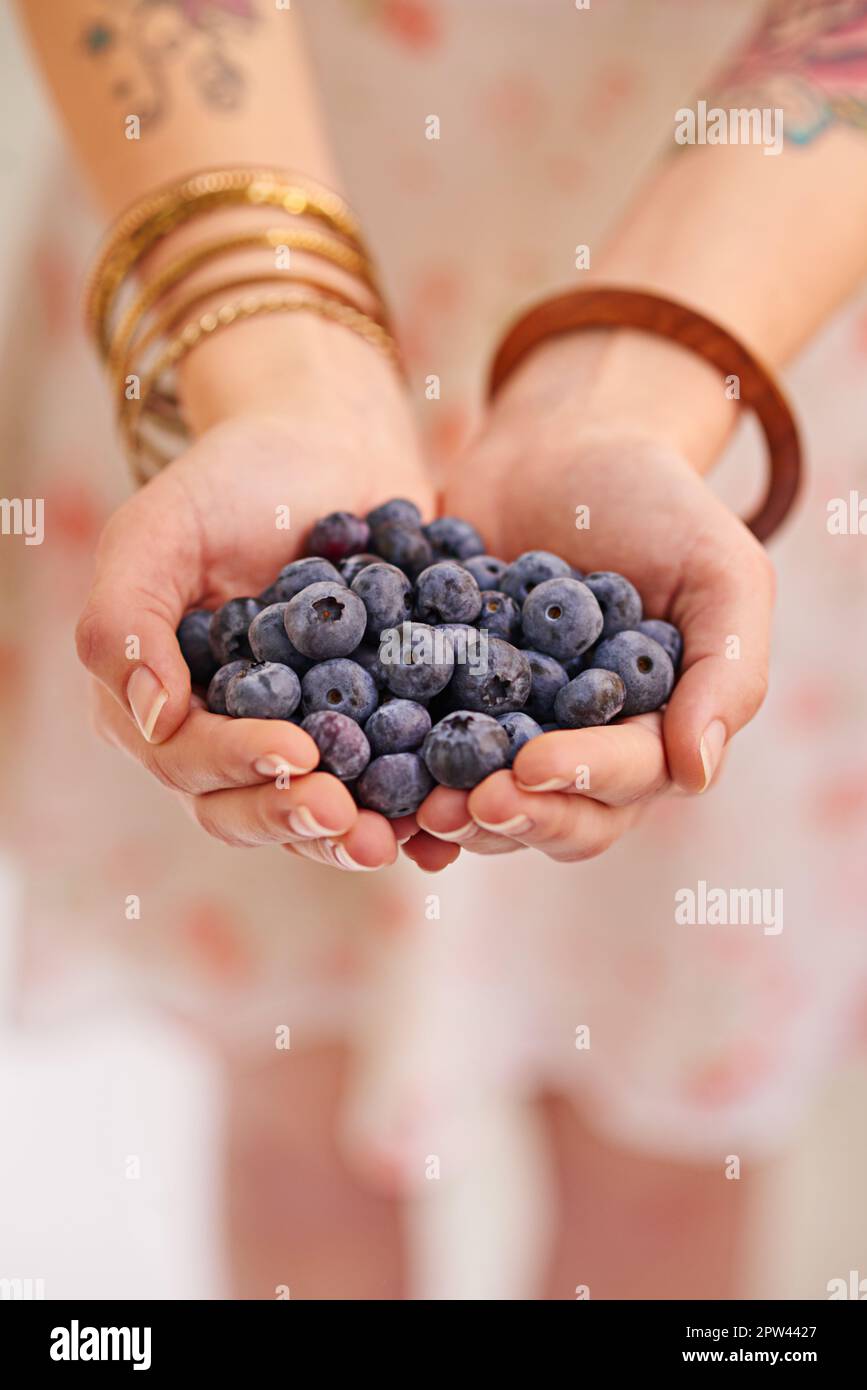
[
  {"x1": 86, "y1": 167, "x2": 368, "y2": 355},
  {"x1": 111, "y1": 225, "x2": 386, "y2": 386},
  {"x1": 115, "y1": 269, "x2": 393, "y2": 420},
  {"x1": 106, "y1": 226, "x2": 385, "y2": 376},
  {"x1": 121, "y1": 290, "x2": 400, "y2": 485}
]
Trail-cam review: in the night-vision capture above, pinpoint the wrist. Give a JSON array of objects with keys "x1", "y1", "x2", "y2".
[
  {"x1": 176, "y1": 308, "x2": 417, "y2": 458},
  {"x1": 489, "y1": 323, "x2": 739, "y2": 476},
  {"x1": 130, "y1": 204, "x2": 394, "y2": 436}
]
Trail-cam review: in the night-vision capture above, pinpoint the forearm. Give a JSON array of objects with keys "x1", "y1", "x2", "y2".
[
  {"x1": 577, "y1": 138, "x2": 867, "y2": 468},
  {"x1": 16, "y1": 2, "x2": 397, "y2": 440},
  {"x1": 502, "y1": 0, "x2": 867, "y2": 473},
  {"x1": 15, "y1": 0, "x2": 340, "y2": 213},
  {"x1": 596, "y1": 136, "x2": 867, "y2": 369}
]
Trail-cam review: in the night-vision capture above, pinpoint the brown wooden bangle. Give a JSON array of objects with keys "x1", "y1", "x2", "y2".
[{"x1": 488, "y1": 286, "x2": 802, "y2": 543}]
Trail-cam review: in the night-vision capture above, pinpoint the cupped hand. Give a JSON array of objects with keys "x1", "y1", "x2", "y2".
[
  {"x1": 409, "y1": 364, "x2": 775, "y2": 870},
  {"x1": 76, "y1": 331, "x2": 435, "y2": 871}
]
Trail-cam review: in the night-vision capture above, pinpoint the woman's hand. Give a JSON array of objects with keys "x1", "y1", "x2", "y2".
[
  {"x1": 408, "y1": 334, "x2": 775, "y2": 871},
  {"x1": 76, "y1": 314, "x2": 434, "y2": 871}
]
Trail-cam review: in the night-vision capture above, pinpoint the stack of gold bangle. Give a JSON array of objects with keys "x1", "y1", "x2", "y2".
[{"x1": 84, "y1": 166, "x2": 400, "y2": 486}]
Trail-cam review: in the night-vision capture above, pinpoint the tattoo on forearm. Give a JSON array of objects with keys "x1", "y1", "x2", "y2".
[
  {"x1": 718, "y1": 0, "x2": 867, "y2": 144},
  {"x1": 82, "y1": 0, "x2": 259, "y2": 130}
]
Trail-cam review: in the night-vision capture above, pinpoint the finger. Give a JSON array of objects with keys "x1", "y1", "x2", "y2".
[
  {"x1": 401, "y1": 830, "x2": 461, "y2": 872},
  {"x1": 283, "y1": 809, "x2": 398, "y2": 872},
  {"x1": 390, "y1": 814, "x2": 420, "y2": 846},
  {"x1": 416, "y1": 788, "x2": 476, "y2": 843},
  {"x1": 416, "y1": 786, "x2": 522, "y2": 854},
  {"x1": 467, "y1": 769, "x2": 636, "y2": 863},
  {"x1": 191, "y1": 771, "x2": 357, "y2": 847},
  {"x1": 512, "y1": 716, "x2": 669, "y2": 806},
  {"x1": 94, "y1": 685, "x2": 319, "y2": 793},
  {"x1": 75, "y1": 474, "x2": 202, "y2": 745},
  {"x1": 665, "y1": 532, "x2": 775, "y2": 793}
]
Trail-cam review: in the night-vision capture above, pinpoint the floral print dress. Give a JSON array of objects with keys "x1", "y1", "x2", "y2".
[{"x1": 3, "y1": 0, "x2": 867, "y2": 1273}]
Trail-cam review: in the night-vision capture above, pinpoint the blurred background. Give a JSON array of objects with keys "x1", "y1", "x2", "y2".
[{"x1": 1, "y1": 0, "x2": 867, "y2": 1300}]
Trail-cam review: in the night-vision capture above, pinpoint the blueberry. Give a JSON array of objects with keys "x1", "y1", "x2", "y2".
[
  {"x1": 306, "y1": 511, "x2": 370, "y2": 563},
  {"x1": 369, "y1": 522, "x2": 433, "y2": 578},
  {"x1": 349, "y1": 642, "x2": 390, "y2": 692},
  {"x1": 424, "y1": 686, "x2": 458, "y2": 725},
  {"x1": 423, "y1": 516, "x2": 485, "y2": 562},
  {"x1": 449, "y1": 635, "x2": 531, "y2": 715},
  {"x1": 475, "y1": 589, "x2": 520, "y2": 641},
  {"x1": 366, "y1": 498, "x2": 422, "y2": 530},
  {"x1": 257, "y1": 582, "x2": 282, "y2": 607},
  {"x1": 351, "y1": 561, "x2": 413, "y2": 639},
  {"x1": 462, "y1": 554, "x2": 508, "y2": 589},
  {"x1": 435, "y1": 621, "x2": 476, "y2": 641},
  {"x1": 637, "y1": 618, "x2": 683, "y2": 670},
  {"x1": 301, "y1": 710, "x2": 371, "y2": 781},
  {"x1": 340, "y1": 553, "x2": 380, "y2": 586},
  {"x1": 521, "y1": 578, "x2": 603, "y2": 661},
  {"x1": 177, "y1": 609, "x2": 218, "y2": 687},
  {"x1": 356, "y1": 752, "x2": 433, "y2": 817},
  {"x1": 497, "y1": 711, "x2": 544, "y2": 765},
  {"x1": 563, "y1": 648, "x2": 596, "y2": 680},
  {"x1": 571, "y1": 567, "x2": 585, "y2": 581},
  {"x1": 379, "y1": 621, "x2": 455, "y2": 699},
  {"x1": 554, "y1": 669, "x2": 626, "y2": 728},
  {"x1": 248, "y1": 603, "x2": 310, "y2": 672},
  {"x1": 206, "y1": 659, "x2": 251, "y2": 715},
  {"x1": 583, "y1": 571, "x2": 643, "y2": 639},
  {"x1": 364, "y1": 699, "x2": 432, "y2": 756},
  {"x1": 208, "y1": 597, "x2": 262, "y2": 664},
  {"x1": 522, "y1": 649, "x2": 569, "y2": 722},
  {"x1": 301, "y1": 658, "x2": 378, "y2": 724},
  {"x1": 225, "y1": 661, "x2": 301, "y2": 720},
  {"x1": 414, "y1": 561, "x2": 482, "y2": 625},
  {"x1": 422, "y1": 710, "x2": 511, "y2": 789},
  {"x1": 425, "y1": 624, "x2": 488, "y2": 719},
  {"x1": 500, "y1": 550, "x2": 572, "y2": 606},
  {"x1": 591, "y1": 631, "x2": 674, "y2": 716},
  {"x1": 435, "y1": 622, "x2": 488, "y2": 669},
  {"x1": 265, "y1": 556, "x2": 345, "y2": 604},
  {"x1": 284, "y1": 581, "x2": 368, "y2": 659}
]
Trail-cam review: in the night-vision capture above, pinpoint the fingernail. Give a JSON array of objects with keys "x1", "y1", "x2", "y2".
[
  {"x1": 430, "y1": 821, "x2": 478, "y2": 843},
  {"x1": 330, "y1": 842, "x2": 378, "y2": 872},
  {"x1": 254, "y1": 755, "x2": 310, "y2": 779},
  {"x1": 473, "y1": 813, "x2": 533, "y2": 835},
  {"x1": 127, "y1": 666, "x2": 169, "y2": 742},
  {"x1": 515, "y1": 777, "x2": 570, "y2": 792},
  {"x1": 287, "y1": 806, "x2": 343, "y2": 839},
  {"x1": 291, "y1": 839, "x2": 338, "y2": 868},
  {"x1": 699, "y1": 720, "x2": 727, "y2": 792}
]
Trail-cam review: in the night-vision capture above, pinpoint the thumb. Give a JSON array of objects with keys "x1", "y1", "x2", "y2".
[
  {"x1": 75, "y1": 485, "x2": 201, "y2": 744},
  {"x1": 663, "y1": 535, "x2": 775, "y2": 794}
]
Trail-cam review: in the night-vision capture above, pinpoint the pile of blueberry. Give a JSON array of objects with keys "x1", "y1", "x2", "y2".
[{"x1": 177, "y1": 500, "x2": 682, "y2": 818}]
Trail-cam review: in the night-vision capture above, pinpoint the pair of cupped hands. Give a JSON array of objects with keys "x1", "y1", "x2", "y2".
[{"x1": 76, "y1": 322, "x2": 774, "y2": 873}]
